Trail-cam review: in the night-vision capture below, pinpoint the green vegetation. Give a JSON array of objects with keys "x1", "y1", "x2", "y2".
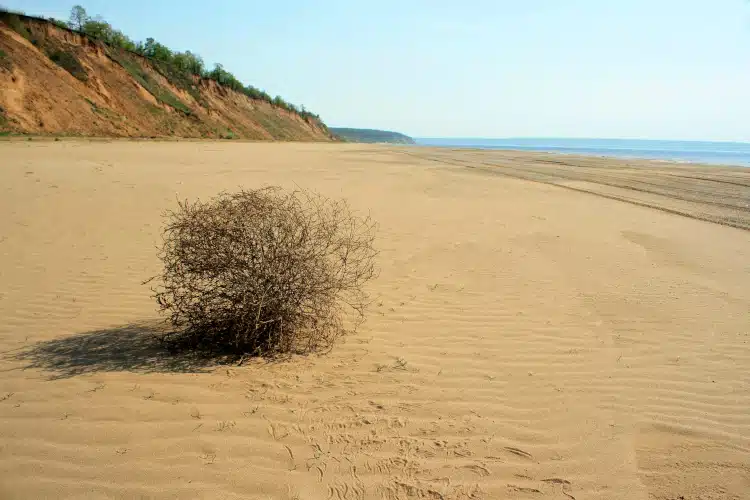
[
  {"x1": 220, "y1": 129, "x2": 237, "y2": 140},
  {"x1": 67, "y1": 5, "x2": 87, "y2": 31},
  {"x1": 0, "y1": 10, "x2": 34, "y2": 43},
  {"x1": 0, "y1": 106, "x2": 9, "y2": 129},
  {"x1": 252, "y1": 110, "x2": 295, "y2": 140},
  {"x1": 47, "y1": 49, "x2": 87, "y2": 81},
  {"x1": 0, "y1": 5, "x2": 323, "y2": 125},
  {"x1": 0, "y1": 48, "x2": 11, "y2": 71},
  {"x1": 107, "y1": 50, "x2": 192, "y2": 114},
  {"x1": 0, "y1": 104, "x2": 13, "y2": 135},
  {"x1": 84, "y1": 97, "x2": 122, "y2": 122},
  {"x1": 84, "y1": 97, "x2": 100, "y2": 112},
  {"x1": 151, "y1": 58, "x2": 204, "y2": 106},
  {"x1": 48, "y1": 17, "x2": 68, "y2": 29},
  {"x1": 330, "y1": 128, "x2": 416, "y2": 144},
  {"x1": 1, "y1": 9, "x2": 85, "y2": 81}
]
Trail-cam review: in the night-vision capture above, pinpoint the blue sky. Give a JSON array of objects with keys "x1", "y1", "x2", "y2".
[{"x1": 5, "y1": 0, "x2": 750, "y2": 140}]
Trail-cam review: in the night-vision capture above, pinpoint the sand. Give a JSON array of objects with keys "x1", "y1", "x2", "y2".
[{"x1": 0, "y1": 141, "x2": 748, "y2": 500}]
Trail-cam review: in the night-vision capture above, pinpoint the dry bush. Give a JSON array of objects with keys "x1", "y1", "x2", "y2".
[{"x1": 148, "y1": 187, "x2": 377, "y2": 358}]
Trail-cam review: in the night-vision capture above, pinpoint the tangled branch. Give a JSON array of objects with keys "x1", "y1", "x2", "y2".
[{"x1": 148, "y1": 187, "x2": 378, "y2": 357}]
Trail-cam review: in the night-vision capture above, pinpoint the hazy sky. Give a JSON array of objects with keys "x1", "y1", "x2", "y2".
[{"x1": 6, "y1": 1, "x2": 750, "y2": 140}]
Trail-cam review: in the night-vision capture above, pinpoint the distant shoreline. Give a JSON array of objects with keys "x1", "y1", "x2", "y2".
[{"x1": 415, "y1": 138, "x2": 750, "y2": 167}]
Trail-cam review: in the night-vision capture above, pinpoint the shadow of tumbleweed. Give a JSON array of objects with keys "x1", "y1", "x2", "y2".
[{"x1": 8, "y1": 322, "x2": 238, "y2": 379}]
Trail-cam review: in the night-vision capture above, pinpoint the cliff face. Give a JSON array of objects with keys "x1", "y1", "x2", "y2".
[{"x1": 0, "y1": 15, "x2": 333, "y2": 140}]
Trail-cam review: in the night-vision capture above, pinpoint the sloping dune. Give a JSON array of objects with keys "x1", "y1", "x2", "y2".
[{"x1": 0, "y1": 141, "x2": 748, "y2": 499}]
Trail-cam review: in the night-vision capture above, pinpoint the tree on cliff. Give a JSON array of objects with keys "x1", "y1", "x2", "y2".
[{"x1": 68, "y1": 5, "x2": 88, "y2": 31}]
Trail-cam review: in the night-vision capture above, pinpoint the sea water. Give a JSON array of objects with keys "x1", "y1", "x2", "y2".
[{"x1": 416, "y1": 138, "x2": 750, "y2": 167}]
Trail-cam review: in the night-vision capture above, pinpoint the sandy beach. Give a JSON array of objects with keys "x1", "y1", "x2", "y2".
[{"x1": 0, "y1": 141, "x2": 748, "y2": 500}]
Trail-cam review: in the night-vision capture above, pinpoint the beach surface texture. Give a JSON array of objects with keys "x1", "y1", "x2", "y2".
[{"x1": 1, "y1": 141, "x2": 748, "y2": 499}]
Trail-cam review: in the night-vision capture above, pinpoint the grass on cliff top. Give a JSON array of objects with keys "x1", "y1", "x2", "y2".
[
  {"x1": 1, "y1": 11, "x2": 34, "y2": 43},
  {"x1": 1, "y1": 11, "x2": 86, "y2": 81}
]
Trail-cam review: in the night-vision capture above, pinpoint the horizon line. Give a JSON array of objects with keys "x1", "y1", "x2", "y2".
[{"x1": 411, "y1": 136, "x2": 750, "y2": 145}]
